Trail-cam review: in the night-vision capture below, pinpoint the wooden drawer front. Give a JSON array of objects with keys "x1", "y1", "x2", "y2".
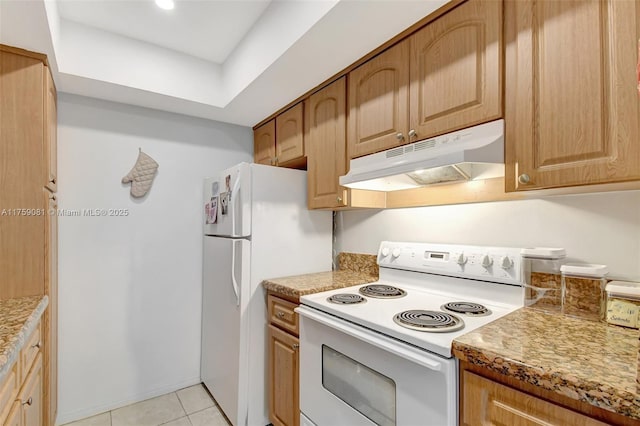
[
  {"x1": 18, "y1": 354, "x2": 42, "y2": 426},
  {"x1": 3, "y1": 400, "x2": 20, "y2": 426},
  {"x1": 462, "y1": 371, "x2": 607, "y2": 426},
  {"x1": 20, "y1": 322, "x2": 41, "y2": 383},
  {"x1": 268, "y1": 295, "x2": 299, "y2": 336},
  {"x1": 0, "y1": 363, "x2": 19, "y2": 424}
]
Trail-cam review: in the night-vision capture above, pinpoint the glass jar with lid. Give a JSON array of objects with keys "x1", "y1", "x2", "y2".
[
  {"x1": 521, "y1": 248, "x2": 566, "y2": 312},
  {"x1": 561, "y1": 263, "x2": 608, "y2": 320}
]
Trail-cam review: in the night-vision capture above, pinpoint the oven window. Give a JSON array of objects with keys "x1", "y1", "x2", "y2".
[{"x1": 321, "y1": 345, "x2": 396, "y2": 426}]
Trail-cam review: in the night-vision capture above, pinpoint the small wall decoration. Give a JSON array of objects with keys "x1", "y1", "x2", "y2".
[{"x1": 122, "y1": 148, "x2": 159, "y2": 198}]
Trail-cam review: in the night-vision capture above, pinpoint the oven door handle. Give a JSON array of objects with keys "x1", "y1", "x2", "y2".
[{"x1": 296, "y1": 306, "x2": 443, "y2": 372}]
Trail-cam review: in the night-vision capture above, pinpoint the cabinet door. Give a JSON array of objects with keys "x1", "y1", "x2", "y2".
[
  {"x1": 254, "y1": 120, "x2": 276, "y2": 166},
  {"x1": 44, "y1": 193, "x2": 58, "y2": 426},
  {"x1": 20, "y1": 355, "x2": 43, "y2": 426},
  {"x1": 268, "y1": 325, "x2": 299, "y2": 426},
  {"x1": 461, "y1": 371, "x2": 606, "y2": 426},
  {"x1": 307, "y1": 78, "x2": 348, "y2": 209},
  {"x1": 0, "y1": 49, "x2": 46, "y2": 299},
  {"x1": 409, "y1": 0, "x2": 502, "y2": 141},
  {"x1": 505, "y1": 0, "x2": 640, "y2": 191},
  {"x1": 4, "y1": 401, "x2": 20, "y2": 426},
  {"x1": 276, "y1": 103, "x2": 305, "y2": 166},
  {"x1": 347, "y1": 40, "x2": 410, "y2": 159},
  {"x1": 44, "y1": 68, "x2": 57, "y2": 192}
]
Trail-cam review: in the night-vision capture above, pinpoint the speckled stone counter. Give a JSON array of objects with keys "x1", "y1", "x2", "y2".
[
  {"x1": 453, "y1": 307, "x2": 640, "y2": 420},
  {"x1": 337, "y1": 253, "x2": 378, "y2": 276},
  {"x1": 263, "y1": 270, "x2": 379, "y2": 298},
  {"x1": 0, "y1": 295, "x2": 49, "y2": 383}
]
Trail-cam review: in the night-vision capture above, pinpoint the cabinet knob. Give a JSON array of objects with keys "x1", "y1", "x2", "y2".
[
  {"x1": 277, "y1": 312, "x2": 285, "y2": 318},
  {"x1": 336, "y1": 196, "x2": 343, "y2": 203},
  {"x1": 22, "y1": 397, "x2": 33, "y2": 406},
  {"x1": 395, "y1": 133, "x2": 405, "y2": 141},
  {"x1": 408, "y1": 129, "x2": 417, "y2": 138},
  {"x1": 292, "y1": 343, "x2": 299, "y2": 350},
  {"x1": 518, "y1": 174, "x2": 530, "y2": 184},
  {"x1": 32, "y1": 341, "x2": 41, "y2": 349}
]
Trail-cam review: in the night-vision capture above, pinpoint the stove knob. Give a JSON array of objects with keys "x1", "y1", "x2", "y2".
[
  {"x1": 381, "y1": 247, "x2": 390, "y2": 257},
  {"x1": 392, "y1": 248, "x2": 401, "y2": 258},
  {"x1": 481, "y1": 255, "x2": 493, "y2": 268},
  {"x1": 454, "y1": 253, "x2": 467, "y2": 265},
  {"x1": 500, "y1": 256, "x2": 514, "y2": 270}
]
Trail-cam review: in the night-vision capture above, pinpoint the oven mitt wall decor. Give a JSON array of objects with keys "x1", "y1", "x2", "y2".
[{"x1": 122, "y1": 149, "x2": 159, "y2": 198}]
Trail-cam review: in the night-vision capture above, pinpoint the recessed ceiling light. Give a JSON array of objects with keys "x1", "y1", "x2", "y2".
[{"x1": 155, "y1": 0, "x2": 174, "y2": 10}]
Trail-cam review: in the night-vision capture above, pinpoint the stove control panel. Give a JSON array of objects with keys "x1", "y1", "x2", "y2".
[{"x1": 377, "y1": 241, "x2": 524, "y2": 285}]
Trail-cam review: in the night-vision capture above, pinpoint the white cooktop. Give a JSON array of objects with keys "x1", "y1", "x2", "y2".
[{"x1": 300, "y1": 242, "x2": 526, "y2": 358}]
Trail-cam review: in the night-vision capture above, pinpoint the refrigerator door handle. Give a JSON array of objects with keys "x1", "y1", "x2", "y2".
[
  {"x1": 231, "y1": 239, "x2": 241, "y2": 306},
  {"x1": 231, "y1": 175, "x2": 241, "y2": 237}
]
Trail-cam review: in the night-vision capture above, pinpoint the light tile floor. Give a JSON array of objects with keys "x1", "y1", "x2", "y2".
[{"x1": 63, "y1": 384, "x2": 231, "y2": 426}]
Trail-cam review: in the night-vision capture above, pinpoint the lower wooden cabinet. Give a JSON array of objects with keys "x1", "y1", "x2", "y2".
[
  {"x1": 18, "y1": 356, "x2": 42, "y2": 426},
  {"x1": 461, "y1": 370, "x2": 606, "y2": 426},
  {"x1": 459, "y1": 362, "x2": 638, "y2": 426},
  {"x1": 4, "y1": 401, "x2": 21, "y2": 426},
  {"x1": 0, "y1": 320, "x2": 44, "y2": 426},
  {"x1": 268, "y1": 325, "x2": 299, "y2": 426},
  {"x1": 267, "y1": 293, "x2": 300, "y2": 426}
]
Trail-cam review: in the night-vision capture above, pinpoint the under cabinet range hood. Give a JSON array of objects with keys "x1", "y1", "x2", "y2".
[{"x1": 339, "y1": 119, "x2": 505, "y2": 191}]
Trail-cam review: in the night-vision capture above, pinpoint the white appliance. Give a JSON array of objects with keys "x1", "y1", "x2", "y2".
[
  {"x1": 339, "y1": 119, "x2": 504, "y2": 191},
  {"x1": 296, "y1": 241, "x2": 525, "y2": 426},
  {"x1": 201, "y1": 162, "x2": 332, "y2": 426}
]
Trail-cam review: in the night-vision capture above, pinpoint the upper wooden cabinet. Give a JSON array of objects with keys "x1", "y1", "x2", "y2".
[
  {"x1": 505, "y1": 0, "x2": 640, "y2": 191},
  {"x1": 276, "y1": 103, "x2": 305, "y2": 166},
  {"x1": 409, "y1": 0, "x2": 502, "y2": 140},
  {"x1": 347, "y1": 0, "x2": 503, "y2": 160},
  {"x1": 308, "y1": 78, "x2": 348, "y2": 209},
  {"x1": 254, "y1": 120, "x2": 276, "y2": 166},
  {"x1": 347, "y1": 41, "x2": 410, "y2": 159},
  {"x1": 0, "y1": 47, "x2": 47, "y2": 299},
  {"x1": 254, "y1": 104, "x2": 306, "y2": 168}
]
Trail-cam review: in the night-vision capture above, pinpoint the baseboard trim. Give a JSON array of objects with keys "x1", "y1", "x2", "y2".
[{"x1": 55, "y1": 376, "x2": 202, "y2": 426}]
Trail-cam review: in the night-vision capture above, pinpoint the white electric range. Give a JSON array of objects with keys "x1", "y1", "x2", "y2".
[{"x1": 296, "y1": 241, "x2": 525, "y2": 426}]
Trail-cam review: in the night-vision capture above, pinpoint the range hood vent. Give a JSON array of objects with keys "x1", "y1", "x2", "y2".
[{"x1": 340, "y1": 119, "x2": 505, "y2": 191}]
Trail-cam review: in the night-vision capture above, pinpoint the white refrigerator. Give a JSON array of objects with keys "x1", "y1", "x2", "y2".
[{"x1": 201, "y1": 162, "x2": 332, "y2": 426}]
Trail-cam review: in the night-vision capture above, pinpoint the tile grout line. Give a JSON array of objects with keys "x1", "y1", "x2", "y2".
[
  {"x1": 175, "y1": 390, "x2": 188, "y2": 416},
  {"x1": 156, "y1": 392, "x2": 188, "y2": 426}
]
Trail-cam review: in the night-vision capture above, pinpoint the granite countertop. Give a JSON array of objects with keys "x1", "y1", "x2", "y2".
[
  {"x1": 453, "y1": 307, "x2": 640, "y2": 420},
  {"x1": 0, "y1": 295, "x2": 49, "y2": 383},
  {"x1": 263, "y1": 270, "x2": 379, "y2": 298}
]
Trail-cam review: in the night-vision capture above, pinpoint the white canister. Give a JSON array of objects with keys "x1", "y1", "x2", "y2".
[{"x1": 605, "y1": 281, "x2": 640, "y2": 328}]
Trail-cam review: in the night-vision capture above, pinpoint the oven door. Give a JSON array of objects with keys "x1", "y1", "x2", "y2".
[{"x1": 296, "y1": 306, "x2": 457, "y2": 426}]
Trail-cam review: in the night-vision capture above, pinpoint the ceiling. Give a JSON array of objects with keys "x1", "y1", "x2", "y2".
[
  {"x1": 0, "y1": 0, "x2": 451, "y2": 127},
  {"x1": 56, "y1": 0, "x2": 272, "y2": 63}
]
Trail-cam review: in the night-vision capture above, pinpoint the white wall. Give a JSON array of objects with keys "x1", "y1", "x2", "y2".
[
  {"x1": 336, "y1": 191, "x2": 640, "y2": 281},
  {"x1": 56, "y1": 94, "x2": 252, "y2": 424}
]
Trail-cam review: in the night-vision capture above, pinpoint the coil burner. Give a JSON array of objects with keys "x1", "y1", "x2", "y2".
[
  {"x1": 359, "y1": 284, "x2": 406, "y2": 299},
  {"x1": 441, "y1": 301, "x2": 491, "y2": 317},
  {"x1": 327, "y1": 294, "x2": 367, "y2": 305},
  {"x1": 393, "y1": 310, "x2": 464, "y2": 332}
]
